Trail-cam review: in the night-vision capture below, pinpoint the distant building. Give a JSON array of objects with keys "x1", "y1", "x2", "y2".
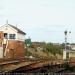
[
  {"x1": 63, "y1": 45, "x2": 75, "y2": 60},
  {"x1": 52, "y1": 43, "x2": 60, "y2": 46},
  {"x1": 0, "y1": 22, "x2": 26, "y2": 59},
  {"x1": 67, "y1": 44, "x2": 75, "y2": 50},
  {"x1": 70, "y1": 45, "x2": 75, "y2": 50}
]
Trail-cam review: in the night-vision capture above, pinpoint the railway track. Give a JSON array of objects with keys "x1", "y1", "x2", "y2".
[
  {"x1": 4, "y1": 59, "x2": 64, "y2": 73},
  {"x1": 0, "y1": 58, "x2": 74, "y2": 73}
]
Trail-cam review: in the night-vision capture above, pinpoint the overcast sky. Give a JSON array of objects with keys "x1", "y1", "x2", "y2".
[{"x1": 0, "y1": 0, "x2": 75, "y2": 43}]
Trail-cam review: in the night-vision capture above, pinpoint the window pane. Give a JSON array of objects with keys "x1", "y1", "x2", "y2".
[
  {"x1": 9, "y1": 34, "x2": 16, "y2": 39},
  {"x1": 4, "y1": 33, "x2": 8, "y2": 39}
]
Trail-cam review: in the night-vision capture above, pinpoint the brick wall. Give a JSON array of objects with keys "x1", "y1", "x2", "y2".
[{"x1": 5, "y1": 40, "x2": 25, "y2": 59}]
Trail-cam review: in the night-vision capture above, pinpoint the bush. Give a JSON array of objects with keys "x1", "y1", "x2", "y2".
[{"x1": 46, "y1": 43, "x2": 63, "y2": 55}]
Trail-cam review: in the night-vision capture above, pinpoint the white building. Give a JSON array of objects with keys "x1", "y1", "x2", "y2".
[
  {"x1": 0, "y1": 22, "x2": 26, "y2": 59},
  {"x1": 0, "y1": 23, "x2": 25, "y2": 42},
  {"x1": 63, "y1": 45, "x2": 75, "y2": 60}
]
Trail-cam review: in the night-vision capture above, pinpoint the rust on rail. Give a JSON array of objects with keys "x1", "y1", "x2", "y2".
[{"x1": 0, "y1": 58, "x2": 65, "y2": 72}]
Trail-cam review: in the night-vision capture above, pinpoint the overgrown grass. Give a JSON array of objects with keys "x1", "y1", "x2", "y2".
[{"x1": 46, "y1": 44, "x2": 63, "y2": 55}]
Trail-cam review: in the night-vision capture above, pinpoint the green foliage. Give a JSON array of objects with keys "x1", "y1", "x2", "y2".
[
  {"x1": 46, "y1": 43, "x2": 63, "y2": 55},
  {"x1": 25, "y1": 50, "x2": 32, "y2": 56}
]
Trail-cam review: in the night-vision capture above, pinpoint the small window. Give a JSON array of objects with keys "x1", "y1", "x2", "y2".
[
  {"x1": 9, "y1": 34, "x2": 16, "y2": 39},
  {"x1": 4, "y1": 33, "x2": 8, "y2": 39}
]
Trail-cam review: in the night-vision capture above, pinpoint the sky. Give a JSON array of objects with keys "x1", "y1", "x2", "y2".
[{"x1": 0, "y1": 0, "x2": 75, "y2": 43}]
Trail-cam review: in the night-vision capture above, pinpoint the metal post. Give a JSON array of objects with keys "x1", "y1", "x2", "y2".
[
  {"x1": 64, "y1": 31, "x2": 67, "y2": 51},
  {"x1": 63, "y1": 31, "x2": 67, "y2": 60},
  {"x1": 63, "y1": 30, "x2": 71, "y2": 60}
]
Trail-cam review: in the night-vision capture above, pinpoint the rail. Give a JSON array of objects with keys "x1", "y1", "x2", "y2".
[{"x1": 0, "y1": 58, "x2": 72, "y2": 73}]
